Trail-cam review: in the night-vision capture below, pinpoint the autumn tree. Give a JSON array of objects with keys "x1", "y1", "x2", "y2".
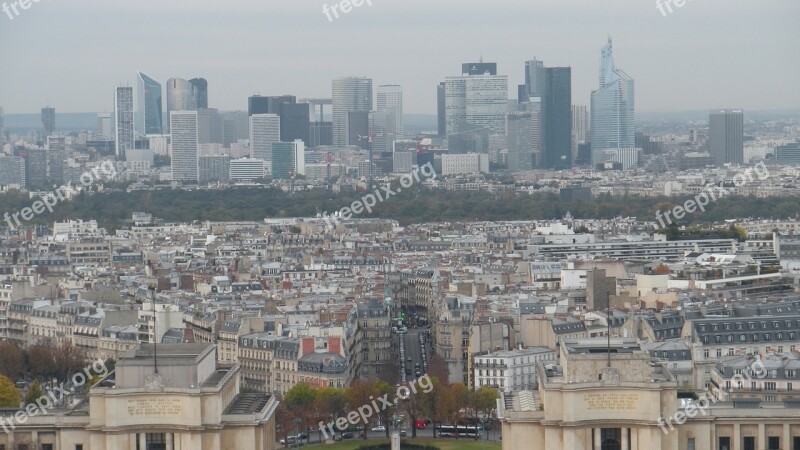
[
  {"x1": 24, "y1": 380, "x2": 43, "y2": 406},
  {"x1": 52, "y1": 340, "x2": 87, "y2": 381},
  {"x1": 0, "y1": 375, "x2": 20, "y2": 408},
  {"x1": 0, "y1": 342, "x2": 24, "y2": 380},
  {"x1": 315, "y1": 387, "x2": 348, "y2": 441},
  {"x1": 275, "y1": 402, "x2": 297, "y2": 448},
  {"x1": 26, "y1": 344, "x2": 55, "y2": 379},
  {"x1": 426, "y1": 353, "x2": 449, "y2": 386},
  {"x1": 284, "y1": 383, "x2": 317, "y2": 439}
]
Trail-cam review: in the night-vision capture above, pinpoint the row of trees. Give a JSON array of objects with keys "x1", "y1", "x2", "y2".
[
  {"x1": 0, "y1": 341, "x2": 89, "y2": 382},
  {"x1": 1, "y1": 182, "x2": 798, "y2": 231},
  {"x1": 276, "y1": 356, "x2": 499, "y2": 445}
]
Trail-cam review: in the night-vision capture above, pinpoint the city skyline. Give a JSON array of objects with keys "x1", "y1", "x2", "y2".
[{"x1": 0, "y1": 0, "x2": 797, "y2": 115}]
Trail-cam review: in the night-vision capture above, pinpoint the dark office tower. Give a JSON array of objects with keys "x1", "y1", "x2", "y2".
[
  {"x1": 136, "y1": 71, "x2": 163, "y2": 135},
  {"x1": 709, "y1": 109, "x2": 744, "y2": 166},
  {"x1": 248, "y1": 95, "x2": 270, "y2": 116},
  {"x1": 46, "y1": 136, "x2": 66, "y2": 185},
  {"x1": 221, "y1": 111, "x2": 249, "y2": 147},
  {"x1": 462, "y1": 62, "x2": 497, "y2": 76},
  {"x1": 41, "y1": 107, "x2": 55, "y2": 136},
  {"x1": 23, "y1": 148, "x2": 48, "y2": 189},
  {"x1": 506, "y1": 112, "x2": 535, "y2": 172},
  {"x1": 541, "y1": 67, "x2": 572, "y2": 170},
  {"x1": 281, "y1": 102, "x2": 310, "y2": 144},
  {"x1": 196, "y1": 108, "x2": 223, "y2": 145},
  {"x1": 307, "y1": 98, "x2": 333, "y2": 147},
  {"x1": 437, "y1": 82, "x2": 446, "y2": 136},
  {"x1": 310, "y1": 122, "x2": 333, "y2": 147},
  {"x1": 332, "y1": 77, "x2": 373, "y2": 147},
  {"x1": 189, "y1": 78, "x2": 208, "y2": 109},
  {"x1": 348, "y1": 111, "x2": 370, "y2": 150}
]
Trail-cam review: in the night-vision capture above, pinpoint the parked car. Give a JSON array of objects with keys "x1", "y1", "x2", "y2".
[
  {"x1": 279, "y1": 436, "x2": 296, "y2": 445},
  {"x1": 341, "y1": 431, "x2": 354, "y2": 439},
  {"x1": 371, "y1": 425, "x2": 386, "y2": 432},
  {"x1": 400, "y1": 430, "x2": 407, "y2": 437}
]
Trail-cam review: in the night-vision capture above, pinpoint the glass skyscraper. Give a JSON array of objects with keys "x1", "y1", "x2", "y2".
[
  {"x1": 709, "y1": 109, "x2": 744, "y2": 165},
  {"x1": 541, "y1": 67, "x2": 572, "y2": 170},
  {"x1": 114, "y1": 86, "x2": 134, "y2": 160},
  {"x1": 332, "y1": 77, "x2": 372, "y2": 148},
  {"x1": 136, "y1": 71, "x2": 163, "y2": 135},
  {"x1": 590, "y1": 38, "x2": 635, "y2": 163}
]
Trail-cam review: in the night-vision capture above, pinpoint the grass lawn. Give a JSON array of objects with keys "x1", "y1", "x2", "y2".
[{"x1": 300, "y1": 438, "x2": 501, "y2": 450}]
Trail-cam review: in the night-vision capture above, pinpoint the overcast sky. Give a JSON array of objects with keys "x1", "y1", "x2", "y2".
[{"x1": 1, "y1": 0, "x2": 798, "y2": 115}]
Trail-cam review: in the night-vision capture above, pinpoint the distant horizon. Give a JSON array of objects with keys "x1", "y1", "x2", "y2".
[{"x1": 0, "y1": 0, "x2": 797, "y2": 115}]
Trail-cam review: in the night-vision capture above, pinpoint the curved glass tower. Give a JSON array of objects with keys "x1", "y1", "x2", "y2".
[
  {"x1": 136, "y1": 71, "x2": 163, "y2": 135},
  {"x1": 591, "y1": 38, "x2": 635, "y2": 156},
  {"x1": 166, "y1": 78, "x2": 197, "y2": 132}
]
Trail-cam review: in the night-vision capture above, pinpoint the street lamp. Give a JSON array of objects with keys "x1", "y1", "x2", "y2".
[{"x1": 294, "y1": 417, "x2": 301, "y2": 449}]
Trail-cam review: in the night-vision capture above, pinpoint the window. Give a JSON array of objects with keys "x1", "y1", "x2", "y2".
[
  {"x1": 704, "y1": 349, "x2": 709, "y2": 358},
  {"x1": 687, "y1": 438, "x2": 696, "y2": 450},
  {"x1": 790, "y1": 370, "x2": 796, "y2": 378},
  {"x1": 717, "y1": 349, "x2": 722, "y2": 357},
  {"x1": 743, "y1": 436, "x2": 755, "y2": 450},
  {"x1": 719, "y1": 437, "x2": 731, "y2": 450}
]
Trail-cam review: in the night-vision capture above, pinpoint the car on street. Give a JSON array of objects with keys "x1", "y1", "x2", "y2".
[
  {"x1": 371, "y1": 425, "x2": 386, "y2": 432},
  {"x1": 341, "y1": 432, "x2": 354, "y2": 439}
]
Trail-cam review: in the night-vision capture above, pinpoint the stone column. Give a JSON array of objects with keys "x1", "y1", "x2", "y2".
[
  {"x1": 757, "y1": 423, "x2": 765, "y2": 450},
  {"x1": 594, "y1": 428, "x2": 602, "y2": 450},
  {"x1": 166, "y1": 433, "x2": 174, "y2": 450},
  {"x1": 783, "y1": 423, "x2": 791, "y2": 450},
  {"x1": 391, "y1": 431, "x2": 400, "y2": 450},
  {"x1": 138, "y1": 432, "x2": 147, "y2": 450},
  {"x1": 621, "y1": 428, "x2": 628, "y2": 450},
  {"x1": 733, "y1": 423, "x2": 741, "y2": 450}
]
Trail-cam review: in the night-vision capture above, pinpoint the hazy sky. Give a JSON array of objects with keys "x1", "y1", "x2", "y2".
[{"x1": 1, "y1": 0, "x2": 798, "y2": 114}]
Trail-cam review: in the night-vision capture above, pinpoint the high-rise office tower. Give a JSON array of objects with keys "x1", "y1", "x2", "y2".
[
  {"x1": 0, "y1": 155, "x2": 25, "y2": 188},
  {"x1": 368, "y1": 110, "x2": 396, "y2": 155},
  {"x1": 709, "y1": 109, "x2": 744, "y2": 165},
  {"x1": 332, "y1": 77, "x2": 372, "y2": 147},
  {"x1": 114, "y1": 86, "x2": 135, "y2": 160},
  {"x1": 248, "y1": 95, "x2": 270, "y2": 116},
  {"x1": 170, "y1": 110, "x2": 199, "y2": 182},
  {"x1": 348, "y1": 111, "x2": 370, "y2": 150},
  {"x1": 166, "y1": 78, "x2": 200, "y2": 131},
  {"x1": 523, "y1": 59, "x2": 544, "y2": 100},
  {"x1": 377, "y1": 85, "x2": 403, "y2": 140},
  {"x1": 306, "y1": 98, "x2": 333, "y2": 147},
  {"x1": 541, "y1": 67, "x2": 572, "y2": 170},
  {"x1": 590, "y1": 38, "x2": 635, "y2": 163},
  {"x1": 221, "y1": 111, "x2": 249, "y2": 147},
  {"x1": 462, "y1": 62, "x2": 497, "y2": 76},
  {"x1": 249, "y1": 114, "x2": 281, "y2": 162},
  {"x1": 196, "y1": 108, "x2": 223, "y2": 145},
  {"x1": 247, "y1": 96, "x2": 309, "y2": 144},
  {"x1": 97, "y1": 113, "x2": 112, "y2": 138},
  {"x1": 41, "y1": 107, "x2": 55, "y2": 136},
  {"x1": 22, "y1": 148, "x2": 47, "y2": 189},
  {"x1": 572, "y1": 105, "x2": 589, "y2": 158},
  {"x1": 506, "y1": 112, "x2": 536, "y2": 172},
  {"x1": 46, "y1": 136, "x2": 66, "y2": 185},
  {"x1": 437, "y1": 82, "x2": 446, "y2": 136},
  {"x1": 445, "y1": 63, "x2": 508, "y2": 137},
  {"x1": 271, "y1": 140, "x2": 305, "y2": 179},
  {"x1": 136, "y1": 71, "x2": 163, "y2": 135},
  {"x1": 189, "y1": 78, "x2": 208, "y2": 109},
  {"x1": 199, "y1": 155, "x2": 230, "y2": 183}
]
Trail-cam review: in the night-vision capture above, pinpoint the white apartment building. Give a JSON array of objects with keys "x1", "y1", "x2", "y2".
[
  {"x1": 473, "y1": 347, "x2": 557, "y2": 392},
  {"x1": 441, "y1": 153, "x2": 489, "y2": 176}
]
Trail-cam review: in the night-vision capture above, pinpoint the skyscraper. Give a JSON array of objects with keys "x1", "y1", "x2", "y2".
[
  {"x1": 541, "y1": 67, "x2": 572, "y2": 170},
  {"x1": 523, "y1": 59, "x2": 544, "y2": 100},
  {"x1": 170, "y1": 110, "x2": 199, "y2": 182},
  {"x1": 197, "y1": 108, "x2": 224, "y2": 145},
  {"x1": 377, "y1": 85, "x2": 403, "y2": 139},
  {"x1": 136, "y1": 71, "x2": 163, "y2": 135},
  {"x1": 46, "y1": 136, "x2": 66, "y2": 185},
  {"x1": 709, "y1": 109, "x2": 744, "y2": 165},
  {"x1": 271, "y1": 140, "x2": 305, "y2": 179},
  {"x1": 590, "y1": 38, "x2": 635, "y2": 164},
  {"x1": 248, "y1": 95, "x2": 270, "y2": 116},
  {"x1": 506, "y1": 112, "x2": 536, "y2": 172},
  {"x1": 189, "y1": 78, "x2": 208, "y2": 109},
  {"x1": 114, "y1": 86, "x2": 135, "y2": 160},
  {"x1": 437, "y1": 82, "x2": 446, "y2": 136},
  {"x1": 166, "y1": 78, "x2": 199, "y2": 131},
  {"x1": 572, "y1": 105, "x2": 589, "y2": 158},
  {"x1": 332, "y1": 77, "x2": 372, "y2": 148},
  {"x1": 444, "y1": 63, "x2": 508, "y2": 137},
  {"x1": 247, "y1": 96, "x2": 309, "y2": 144},
  {"x1": 97, "y1": 113, "x2": 112, "y2": 138},
  {"x1": 369, "y1": 110, "x2": 396, "y2": 155},
  {"x1": 41, "y1": 107, "x2": 55, "y2": 136},
  {"x1": 249, "y1": 114, "x2": 281, "y2": 162}
]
